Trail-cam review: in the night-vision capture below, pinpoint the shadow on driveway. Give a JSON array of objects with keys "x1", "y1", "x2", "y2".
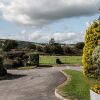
[{"x1": 0, "y1": 73, "x2": 26, "y2": 81}]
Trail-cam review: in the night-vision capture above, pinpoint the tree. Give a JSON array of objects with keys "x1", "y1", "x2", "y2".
[
  {"x1": 27, "y1": 44, "x2": 36, "y2": 50},
  {"x1": 53, "y1": 45, "x2": 63, "y2": 54},
  {"x1": 75, "y1": 42, "x2": 84, "y2": 49},
  {"x1": 36, "y1": 45, "x2": 43, "y2": 52},
  {"x1": 82, "y1": 19, "x2": 100, "y2": 78},
  {"x1": 0, "y1": 41, "x2": 2, "y2": 48},
  {"x1": 2, "y1": 40, "x2": 18, "y2": 51},
  {"x1": 63, "y1": 46, "x2": 72, "y2": 54},
  {"x1": 43, "y1": 45, "x2": 52, "y2": 54},
  {"x1": 49, "y1": 38, "x2": 55, "y2": 45}
]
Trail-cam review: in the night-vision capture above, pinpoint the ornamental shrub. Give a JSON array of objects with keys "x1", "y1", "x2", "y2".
[
  {"x1": 29, "y1": 53, "x2": 39, "y2": 67},
  {"x1": 82, "y1": 19, "x2": 100, "y2": 78},
  {"x1": 92, "y1": 46, "x2": 100, "y2": 80},
  {"x1": 91, "y1": 85, "x2": 100, "y2": 94}
]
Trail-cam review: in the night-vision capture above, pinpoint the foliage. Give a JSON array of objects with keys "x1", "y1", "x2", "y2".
[
  {"x1": 27, "y1": 44, "x2": 36, "y2": 50},
  {"x1": 91, "y1": 85, "x2": 100, "y2": 94},
  {"x1": 49, "y1": 38, "x2": 55, "y2": 45},
  {"x1": 3, "y1": 59, "x2": 14, "y2": 69},
  {"x1": 75, "y1": 42, "x2": 84, "y2": 49},
  {"x1": 29, "y1": 53, "x2": 39, "y2": 67},
  {"x1": 54, "y1": 44, "x2": 63, "y2": 54},
  {"x1": 0, "y1": 56, "x2": 3, "y2": 66},
  {"x1": 43, "y1": 45, "x2": 52, "y2": 54},
  {"x1": 0, "y1": 42, "x2": 2, "y2": 48},
  {"x1": 36, "y1": 45, "x2": 43, "y2": 52},
  {"x1": 92, "y1": 46, "x2": 100, "y2": 80},
  {"x1": 3, "y1": 58, "x2": 23, "y2": 69},
  {"x1": 63, "y1": 46, "x2": 71, "y2": 54},
  {"x1": 4, "y1": 51, "x2": 29, "y2": 68},
  {"x1": 82, "y1": 19, "x2": 100, "y2": 77},
  {"x1": 0, "y1": 56, "x2": 7, "y2": 76},
  {"x1": 5, "y1": 51, "x2": 25, "y2": 59},
  {"x1": 2, "y1": 40, "x2": 18, "y2": 51}
]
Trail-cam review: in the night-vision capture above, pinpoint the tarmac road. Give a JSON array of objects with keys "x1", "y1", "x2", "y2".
[{"x1": 0, "y1": 66, "x2": 81, "y2": 100}]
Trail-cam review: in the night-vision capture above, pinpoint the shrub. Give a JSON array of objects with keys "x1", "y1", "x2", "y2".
[
  {"x1": 2, "y1": 40, "x2": 18, "y2": 51},
  {"x1": 5, "y1": 51, "x2": 25, "y2": 59},
  {"x1": 92, "y1": 46, "x2": 100, "y2": 80},
  {"x1": 29, "y1": 53, "x2": 39, "y2": 67},
  {"x1": 4, "y1": 59, "x2": 15, "y2": 69},
  {"x1": 3, "y1": 58, "x2": 24, "y2": 69},
  {"x1": 75, "y1": 42, "x2": 84, "y2": 49},
  {"x1": 82, "y1": 19, "x2": 100, "y2": 77},
  {"x1": 4, "y1": 51, "x2": 28, "y2": 68},
  {"x1": 27, "y1": 44, "x2": 36, "y2": 50},
  {"x1": 0, "y1": 56, "x2": 7, "y2": 76},
  {"x1": 0, "y1": 56, "x2": 3, "y2": 66},
  {"x1": 91, "y1": 85, "x2": 100, "y2": 94},
  {"x1": 36, "y1": 46, "x2": 43, "y2": 52}
]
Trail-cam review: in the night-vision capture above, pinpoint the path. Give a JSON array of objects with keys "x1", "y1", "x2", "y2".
[{"x1": 0, "y1": 66, "x2": 81, "y2": 100}]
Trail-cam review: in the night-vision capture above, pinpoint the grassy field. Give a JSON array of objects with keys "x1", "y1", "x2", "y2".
[
  {"x1": 39, "y1": 56, "x2": 82, "y2": 65},
  {"x1": 58, "y1": 70, "x2": 100, "y2": 100}
]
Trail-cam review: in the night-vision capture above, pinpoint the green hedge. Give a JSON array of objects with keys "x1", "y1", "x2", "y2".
[
  {"x1": 82, "y1": 19, "x2": 100, "y2": 78},
  {"x1": 29, "y1": 53, "x2": 39, "y2": 67}
]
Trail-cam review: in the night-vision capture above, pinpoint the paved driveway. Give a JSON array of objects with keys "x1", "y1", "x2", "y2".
[{"x1": 0, "y1": 66, "x2": 81, "y2": 100}]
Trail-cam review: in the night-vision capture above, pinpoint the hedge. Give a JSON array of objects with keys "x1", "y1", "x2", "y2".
[
  {"x1": 29, "y1": 53, "x2": 39, "y2": 67},
  {"x1": 82, "y1": 19, "x2": 100, "y2": 78}
]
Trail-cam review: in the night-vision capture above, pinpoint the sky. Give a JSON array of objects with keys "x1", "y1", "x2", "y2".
[{"x1": 0, "y1": 0, "x2": 100, "y2": 44}]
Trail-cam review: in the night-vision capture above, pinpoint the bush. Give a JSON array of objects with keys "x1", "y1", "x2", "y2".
[
  {"x1": 92, "y1": 46, "x2": 100, "y2": 80},
  {"x1": 27, "y1": 44, "x2": 36, "y2": 50},
  {"x1": 0, "y1": 56, "x2": 3, "y2": 66},
  {"x1": 5, "y1": 51, "x2": 25, "y2": 59},
  {"x1": 75, "y1": 42, "x2": 84, "y2": 49},
  {"x1": 91, "y1": 85, "x2": 100, "y2": 94},
  {"x1": 4, "y1": 51, "x2": 28, "y2": 68},
  {"x1": 4, "y1": 59, "x2": 15, "y2": 69},
  {"x1": 0, "y1": 56, "x2": 7, "y2": 76},
  {"x1": 29, "y1": 53, "x2": 39, "y2": 67},
  {"x1": 82, "y1": 19, "x2": 100, "y2": 77},
  {"x1": 2, "y1": 40, "x2": 18, "y2": 51},
  {"x1": 4, "y1": 58, "x2": 24, "y2": 69},
  {"x1": 36, "y1": 46, "x2": 43, "y2": 52}
]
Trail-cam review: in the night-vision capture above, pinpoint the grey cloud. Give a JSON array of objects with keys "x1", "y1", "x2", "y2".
[{"x1": 0, "y1": 0, "x2": 100, "y2": 27}]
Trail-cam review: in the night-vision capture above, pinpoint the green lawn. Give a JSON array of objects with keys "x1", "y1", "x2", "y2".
[
  {"x1": 58, "y1": 70, "x2": 100, "y2": 100},
  {"x1": 40, "y1": 56, "x2": 82, "y2": 65}
]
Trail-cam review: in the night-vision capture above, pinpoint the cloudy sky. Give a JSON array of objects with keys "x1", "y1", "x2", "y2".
[{"x1": 0, "y1": 0, "x2": 100, "y2": 44}]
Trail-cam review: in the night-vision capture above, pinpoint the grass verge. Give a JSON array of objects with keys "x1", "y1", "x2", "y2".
[
  {"x1": 58, "y1": 70, "x2": 100, "y2": 100},
  {"x1": 17, "y1": 66, "x2": 36, "y2": 70}
]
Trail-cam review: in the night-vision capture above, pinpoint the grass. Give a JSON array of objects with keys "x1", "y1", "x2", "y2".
[
  {"x1": 40, "y1": 56, "x2": 82, "y2": 65},
  {"x1": 58, "y1": 70, "x2": 100, "y2": 100},
  {"x1": 17, "y1": 56, "x2": 82, "y2": 69},
  {"x1": 17, "y1": 66, "x2": 36, "y2": 70}
]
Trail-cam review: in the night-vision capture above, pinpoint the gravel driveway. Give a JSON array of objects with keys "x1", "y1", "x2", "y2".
[{"x1": 0, "y1": 66, "x2": 81, "y2": 100}]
